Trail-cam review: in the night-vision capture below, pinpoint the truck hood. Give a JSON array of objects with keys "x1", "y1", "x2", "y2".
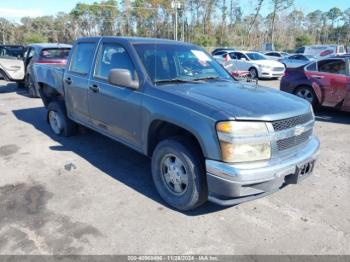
[{"x1": 162, "y1": 81, "x2": 311, "y2": 121}]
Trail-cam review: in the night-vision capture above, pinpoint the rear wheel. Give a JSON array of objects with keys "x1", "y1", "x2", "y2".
[
  {"x1": 47, "y1": 101, "x2": 77, "y2": 137},
  {"x1": 151, "y1": 137, "x2": 207, "y2": 211},
  {"x1": 294, "y1": 86, "x2": 318, "y2": 107}
]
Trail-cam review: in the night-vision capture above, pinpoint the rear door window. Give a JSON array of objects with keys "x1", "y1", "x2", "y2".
[
  {"x1": 318, "y1": 59, "x2": 346, "y2": 75},
  {"x1": 69, "y1": 43, "x2": 96, "y2": 75},
  {"x1": 235, "y1": 52, "x2": 247, "y2": 60}
]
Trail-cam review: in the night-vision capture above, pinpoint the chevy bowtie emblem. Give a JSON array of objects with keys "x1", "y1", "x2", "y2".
[{"x1": 294, "y1": 125, "x2": 305, "y2": 136}]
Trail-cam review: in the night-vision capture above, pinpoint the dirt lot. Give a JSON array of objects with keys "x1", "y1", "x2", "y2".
[{"x1": 0, "y1": 80, "x2": 349, "y2": 255}]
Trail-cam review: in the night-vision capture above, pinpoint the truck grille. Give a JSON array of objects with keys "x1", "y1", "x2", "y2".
[
  {"x1": 272, "y1": 112, "x2": 313, "y2": 131},
  {"x1": 272, "y1": 112, "x2": 314, "y2": 152},
  {"x1": 273, "y1": 67, "x2": 285, "y2": 71},
  {"x1": 277, "y1": 129, "x2": 312, "y2": 151}
]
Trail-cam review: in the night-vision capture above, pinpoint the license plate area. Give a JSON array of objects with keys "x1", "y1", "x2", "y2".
[{"x1": 286, "y1": 160, "x2": 315, "y2": 184}]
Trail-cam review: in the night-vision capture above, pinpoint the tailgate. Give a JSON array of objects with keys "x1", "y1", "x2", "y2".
[{"x1": 33, "y1": 63, "x2": 65, "y2": 96}]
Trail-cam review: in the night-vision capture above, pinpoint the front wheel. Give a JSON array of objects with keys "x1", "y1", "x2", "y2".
[
  {"x1": 151, "y1": 138, "x2": 207, "y2": 211},
  {"x1": 249, "y1": 68, "x2": 258, "y2": 79}
]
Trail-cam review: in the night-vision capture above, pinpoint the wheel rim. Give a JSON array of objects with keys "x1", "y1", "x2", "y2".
[
  {"x1": 49, "y1": 110, "x2": 63, "y2": 134},
  {"x1": 296, "y1": 88, "x2": 314, "y2": 103},
  {"x1": 250, "y1": 69, "x2": 257, "y2": 79},
  {"x1": 160, "y1": 154, "x2": 189, "y2": 196}
]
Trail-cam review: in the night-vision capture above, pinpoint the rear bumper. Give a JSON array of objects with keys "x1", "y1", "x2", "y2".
[{"x1": 206, "y1": 137, "x2": 320, "y2": 206}]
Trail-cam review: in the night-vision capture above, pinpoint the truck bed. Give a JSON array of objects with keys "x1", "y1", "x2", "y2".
[{"x1": 33, "y1": 63, "x2": 65, "y2": 96}]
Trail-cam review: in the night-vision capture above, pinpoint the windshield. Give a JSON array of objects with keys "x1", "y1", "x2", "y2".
[
  {"x1": 133, "y1": 43, "x2": 232, "y2": 84},
  {"x1": 246, "y1": 52, "x2": 267, "y2": 60},
  {"x1": 0, "y1": 46, "x2": 24, "y2": 59}
]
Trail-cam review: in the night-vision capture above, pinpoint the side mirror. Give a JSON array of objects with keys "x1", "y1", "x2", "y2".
[{"x1": 108, "y1": 69, "x2": 139, "y2": 89}]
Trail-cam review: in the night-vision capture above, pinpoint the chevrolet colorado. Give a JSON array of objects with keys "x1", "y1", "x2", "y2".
[{"x1": 33, "y1": 37, "x2": 320, "y2": 211}]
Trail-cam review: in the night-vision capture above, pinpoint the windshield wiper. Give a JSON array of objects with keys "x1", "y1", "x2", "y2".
[{"x1": 154, "y1": 78, "x2": 198, "y2": 85}]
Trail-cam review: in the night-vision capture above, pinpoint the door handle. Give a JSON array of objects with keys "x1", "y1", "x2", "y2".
[
  {"x1": 311, "y1": 75, "x2": 324, "y2": 79},
  {"x1": 65, "y1": 78, "x2": 72, "y2": 85},
  {"x1": 89, "y1": 84, "x2": 99, "y2": 93}
]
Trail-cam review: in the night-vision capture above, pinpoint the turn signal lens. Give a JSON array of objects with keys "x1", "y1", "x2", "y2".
[{"x1": 216, "y1": 122, "x2": 234, "y2": 133}]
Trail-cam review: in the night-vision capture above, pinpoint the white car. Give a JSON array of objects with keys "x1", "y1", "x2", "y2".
[
  {"x1": 0, "y1": 45, "x2": 25, "y2": 82},
  {"x1": 214, "y1": 51, "x2": 285, "y2": 79}
]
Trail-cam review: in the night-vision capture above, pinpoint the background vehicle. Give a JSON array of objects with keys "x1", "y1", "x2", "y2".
[
  {"x1": 296, "y1": 45, "x2": 347, "y2": 58},
  {"x1": 23, "y1": 43, "x2": 71, "y2": 97},
  {"x1": 211, "y1": 48, "x2": 235, "y2": 56},
  {"x1": 0, "y1": 45, "x2": 25, "y2": 82},
  {"x1": 217, "y1": 51, "x2": 285, "y2": 79},
  {"x1": 33, "y1": 36, "x2": 319, "y2": 211},
  {"x1": 264, "y1": 51, "x2": 289, "y2": 60},
  {"x1": 280, "y1": 57, "x2": 350, "y2": 111},
  {"x1": 261, "y1": 43, "x2": 275, "y2": 52},
  {"x1": 279, "y1": 54, "x2": 317, "y2": 68}
]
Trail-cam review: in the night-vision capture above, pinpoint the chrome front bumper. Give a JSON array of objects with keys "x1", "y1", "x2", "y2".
[{"x1": 206, "y1": 136, "x2": 320, "y2": 206}]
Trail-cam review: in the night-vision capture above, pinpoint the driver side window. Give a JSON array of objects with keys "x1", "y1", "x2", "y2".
[{"x1": 94, "y1": 43, "x2": 136, "y2": 81}]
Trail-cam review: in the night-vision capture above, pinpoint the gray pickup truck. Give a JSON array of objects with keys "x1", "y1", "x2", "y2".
[{"x1": 33, "y1": 36, "x2": 320, "y2": 211}]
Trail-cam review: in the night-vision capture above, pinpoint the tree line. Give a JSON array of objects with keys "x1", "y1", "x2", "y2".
[{"x1": 0, "y1": 0, "x2": 349, "y2": 51}]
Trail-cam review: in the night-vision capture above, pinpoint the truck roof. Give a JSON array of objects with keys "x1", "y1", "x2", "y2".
[{"x1": 77, "y1": 36, "x2": 195, "y2": 46}]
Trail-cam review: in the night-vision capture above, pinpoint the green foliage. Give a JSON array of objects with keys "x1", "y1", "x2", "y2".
[
  {"x1": 295, "y1": 35, "x2": 312, "y2": 48},
  {"x1": 192, "y1": 35, "x2": 216, "y2": 47},
  {"x1": 327, "y1": 7, "x2": 342, "y2": 22},
  {"x1": 22, "y1": 33, "x2": 48, "y2": 45}
]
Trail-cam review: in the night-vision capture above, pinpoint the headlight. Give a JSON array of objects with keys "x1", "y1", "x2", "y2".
[{"x1": 216, "y1": 121, "x2": 271, "y2": 163}]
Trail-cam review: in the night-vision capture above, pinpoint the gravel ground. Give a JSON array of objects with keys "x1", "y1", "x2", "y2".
[{"x1": 0, "y1": 80, "x2": 349, "y2": 255}]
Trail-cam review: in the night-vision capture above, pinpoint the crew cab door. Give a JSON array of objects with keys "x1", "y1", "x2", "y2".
[
  {"x1": 64, "y1": 40, "x2": 98, "y2": 124},
  {"x1": 88, "y1": 40, "x2": 142, "y2": 147},
  {"x1": 305, "y1": 59, "x2": 348, "y2": 107}
]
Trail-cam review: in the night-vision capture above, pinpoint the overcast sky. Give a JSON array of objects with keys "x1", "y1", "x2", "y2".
[{"x1": 0, "y1": 0, "x2": 348, "y2": 22}]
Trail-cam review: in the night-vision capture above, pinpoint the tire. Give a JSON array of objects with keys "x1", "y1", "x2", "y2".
[
  {"x1": 151, "y1": 137, "x2": 207, "y2": 211},
  {"x1": 249, "y1": 67, "x2": 258, "y2": 79},
  {"x1": 47, "y1": 101, "x2": 77, "y2": 137},
  {"x1": 294, "y1": 86, "x2": 318, "y2": 108},
  {"x1": 25, "y1": 74, "x2": 40, "y2": 98}
]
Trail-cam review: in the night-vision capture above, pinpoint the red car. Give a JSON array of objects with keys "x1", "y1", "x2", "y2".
[{"x1": 280, "y1": 57, "x2": 350, "y2": 112}]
